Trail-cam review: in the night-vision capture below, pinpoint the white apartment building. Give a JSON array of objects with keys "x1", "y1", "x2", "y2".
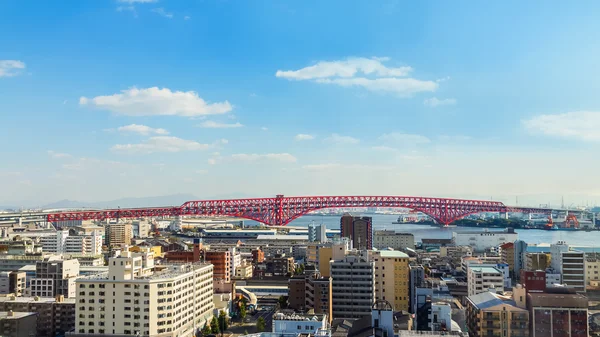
[
  {"x1": 551, "y1": 241, "x2": 586, "y2": 292},
  {"x1": 235, "y1": 262, "x2": 253, "y2": 279},
  {"x1": 75, "y1": 249, "x2": 214, "y2": 336},
  {"x1": 452, "y1": 229, "x2": 518, "y2": 252},
  {"x1": 272, "y1": 312, "x2": 328, "y2": 335},
  {"x1": 30, "y1": 257, "x2": 80, "y2": 298},
  {"x1": 40, "y1": 230, "x2": 103, "y2": 255},
  {"x1": 373, "y1": 231, "x2": 415, "y2": 250},
  {"x1": 308, "y1": 223, "x2": 327, "y2": 243},
  {"x1": 330, "y1": 251, "x2": 375, "y2": 319},
  {"x1": 467, "y1": 266, "x2": 504, "y2": 296}
]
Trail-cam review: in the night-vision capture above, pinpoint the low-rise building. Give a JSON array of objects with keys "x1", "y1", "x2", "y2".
[
  {"x1": 452, "y1": 229, "x2": 518, "y2": 252},
  {"x1": 467, "y1": 266, "x2": 504, "y2": 296},
  {"x1": 520, "y1": 270, "x2": 546, "y2": 293},
  {"x1": 235, "y1": 261, "x2": 253, "y2": 279},
  {"x1": 373, "y1": 231, "x2": 415, "y2": 250},
  {"x1": 0, "y1": 295, "x2": 76, "y2": 337},
  {"x1": 0, "y1": 311, "x2": 37, "y2": 337},
  {"x1": 466, "y1": 287, "x2": 529, "y2": 337},
  {"x1": 272, "y1": 312, "x2": 327, "y2": 335}
]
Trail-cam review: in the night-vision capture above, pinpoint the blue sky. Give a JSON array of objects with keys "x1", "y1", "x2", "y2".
[{"x1": 1, "y1": 0, "x2": 600, "y2": 207}]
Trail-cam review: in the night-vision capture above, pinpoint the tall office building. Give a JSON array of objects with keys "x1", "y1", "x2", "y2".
[
  {"x1": 369, "y1": 250, "x2": 410, "y2": 311},
  {"x1": 75, "y1": 249, "x2": 214, "y2": 336},
  {"x1": 340, "y1": 214, "x2": 372, "y2": 250},
  {"x1": 330, "y1": 251, "x2": 375, "y2": 319}
]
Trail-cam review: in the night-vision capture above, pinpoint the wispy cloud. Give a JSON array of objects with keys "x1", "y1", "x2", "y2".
[
  {"x1": 302, "y1": 163, "x2": 393, "y2": 171},
  {"x1": 0, "y1": 60, "x2": 26, "y2": 77},
  {"x1": 151, "y1": 7, "x2": 173, "y2": 19},
  {"x1": 80, "y1": 87, "x2": 232, "y2": 117},
  {"x1": 197, "y1": 121, "x2": 244, "y2": 128},
  {"x1": 523, "y1": 111, "x2": 600, "y2": 141},
  {"x1": 276, "y1": 57, "x2": 438, "y2": 96},
  {"x1": 209, "y1": 153, "x2": 297, "y2": 164},
  {"x1": 324, "y1": 133, "x2": 359, "y2": 145},
  {"x1": 424, "y1": 97, "x2": 457, "y2": 107},
  {"x1": 184, "y1": 15, "x2": 191, "y2": 20},
  {"x1": 261, "y1": 126, "x2": 268, "y2": 131},
  {"x1": 116, "y1": 5, "x2": 137, "y2": 17},
  {"x1": 111, "y1": 137, "x2": 227, "y2": 154},
  {"x1": 295, "y1": 134, "x2": 315, "y2": 141},
  {"x1": 47, "y1": 150, "x2": 72, "y2": 159},
  {"x1": 378, "y1": 132, "x2": 431, "y2": 145},
  {"x1": 117, "y1": 124, "x2": 169, "y2": 135}
]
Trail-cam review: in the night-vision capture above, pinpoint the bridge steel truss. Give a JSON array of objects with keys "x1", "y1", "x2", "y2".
[{"x1": 45, "y1": 195, "x2": 560, "y2": 226}]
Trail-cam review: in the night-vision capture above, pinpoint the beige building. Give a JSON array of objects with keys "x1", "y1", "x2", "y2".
[
  {"x1": 30, "y1": 257, "x2": 80, "y2": 298},
  {"x1": 373, "y1": 231, "x2": 415, "y2": 250},
  {"x1": 585, "y1": 252, "x2": 600, "y2": 285},
  {"x1": 105, "y1": 223, "x2": 133, "y2": 248},
  {"x1": 318, "y1": 240, "x2": 348, "y2": 277},
  {"x1": 466, "y1": 286, "x2": 529, "y2": 337},
  {"x1": 525, "y1": 252, "x2": 551, "y2": 271},
  {"x1": 369, "y1": 250, "x2": 410, "y2": 311},
  {"x1": 75, "y1": 249, "x2": 214, "y2": 336},
  {"x1": 467, "y1": 266, "x2": 504, "y2": 296},
  {"x1": 0, "y1": 271, "x2": 26, "y2": 296},
  {"x1": 234, "y1": 262, "x2": 253, "y2": 279}
]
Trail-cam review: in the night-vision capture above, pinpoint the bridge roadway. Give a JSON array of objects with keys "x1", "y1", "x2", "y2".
[{"x1": 16, "y1": 195, "x2": 581, "y2": 226}]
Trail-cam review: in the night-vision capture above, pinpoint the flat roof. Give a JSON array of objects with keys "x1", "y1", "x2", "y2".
[
  {"x1": 375, "y1": 250, "x2": 409, "y2": 258},
  {"x1": 471, "y1": 267, "x2": 501, "y2": 274},
  {"x1": 0, "y1": 296, "x2": 76, "y2": 304},
  {"x1": 256, "y1": 235, "x2": 308, "y2": 240}
]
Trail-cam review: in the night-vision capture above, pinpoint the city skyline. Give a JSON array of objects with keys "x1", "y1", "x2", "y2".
[{"x1": 2, "y1": 1, "x2": 600, "y2": 207}]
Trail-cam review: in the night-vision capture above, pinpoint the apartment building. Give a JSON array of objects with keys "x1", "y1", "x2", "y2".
[
  {"x1": 203, "y1": 250, "x2": 231, "y2": 282},
  {"x1": 0, "y1": 295, "x2": 76, "y2": 337},
  {"x1": 373, "y1": 231, "x2": 415, "y2": 250},
  {"x1": 308, "y1": 223, "x2": 327, "y2": 243},
  {"x1": 105, "y1": 223, "x2": 133, "y2": 248},
  {"x1": 340, "y1": 214, "x2": 372, "y2": 250},
  {"x1": 40, "y1": 230, "x2": 103, "y2": 255},
  {"x1": 466, "y1": 286, "x2": 529, "y2": 337},
  {"x1": 551, "y1": 241, "x2": 586, "y2": 292},
  {"x1": 330, "y1": 251, "x2": 375, "y2": 319},
  {"x1": 369, "y1": 250, "x2": 410, "y2": 311},
  {"x1": 527, "y1": 288, "x2": 588, "y2": 337},
  {"x1": 0, "y1": 311, "x2": 37, "y2": 337},
  {"x1": 585, "y1": 252, "x2": 600, "y2": 285},
  {"x1": 0, "y1": 271, "x2": 26, "y2": 296},
  {"x1": 288, "y1": 272, "x2": 332, "y2": 319},
  {"x1": 234, "y1": 261, "x2": 253, "y2": 279},
  {"x1": 251, "y1": 248, "x2": 264, "y2": 263},
  {"x1": 500, "y1": 242, "x2": 515, "y2": 276},
  {"x1": 467, "y1": 266, "x2": 504, "y2": 296},
  {"x1": 74, "y1": 249, "x2": 214, "y2": 336},
  {"x1": 30, "y1": 257, "x2": 80, "y2": 298}
]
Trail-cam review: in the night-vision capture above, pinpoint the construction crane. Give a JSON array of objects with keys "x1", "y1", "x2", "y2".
[{"x1": 565, "y1": 214, "x2": 580, "y2": 228}]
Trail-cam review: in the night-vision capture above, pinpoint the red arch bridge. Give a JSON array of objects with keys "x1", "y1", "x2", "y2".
[{"x1": 45, "y1": 195, "x2": 569, "y2": 226}]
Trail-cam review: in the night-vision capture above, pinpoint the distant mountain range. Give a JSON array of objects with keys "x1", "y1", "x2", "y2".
[{"x1": 0, "y1": 192, "x2": 261, "y2": 211}]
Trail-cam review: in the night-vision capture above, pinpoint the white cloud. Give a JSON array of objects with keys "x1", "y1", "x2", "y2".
[
  {"x1": 80, "y1": 87, "x2": 232, "y2": 117},
  {"x1": 261, "y1": 127, "x2": 268, "y2": 131},
  {"x1": 111, "y1": 137, "x2": 227, "y2": 154},
  {"x1": 117, "y1": 0, "x2": 157, "y2": 3},
  {"x1": 302, "y1": 163, "x2": 341, "y2": 170},
  {"x1": 276, "y1": 57, "x2": 412, "y2": 80},
  {"x1": 184, "y1": 15, "x2": 191, "y2": 20},
  {"x1": 0, "y1": 60, "x2": 26, "y2": 77},
  {"x1": 197, "y1": 121, "x2": 244, "y2": 128},
  {"x1": 302, "y1": 163, "x2": 393, "y2": 171},
  {"x1": 371, "y1": 146, "x2": 397, "y2": 152},
  {"x1": 379, "y1": 132, "x2": 431, "y2": 145},
  {"x1": 436, "y1": 76, "x2": 451, "y2": 83},
  {"x1": 117, "y1": 124, "x2": 169, "y2": 135},
  {"x1": 295, "y1": 134, "x2": 315, "y2": 141},
  {"x1": 324, "y1": 133, "x2": 359, "y2": 145},
  {"x1": 152, "y1": 8, "x2": 173, "y2": 19},
  {"x1": 523, "y1": 111, "x2": 600, "y2": 141},
  {"x1": 47, "y1": 150, "x2": 72, "y2": 159},
  {"x1": 318, "y1": 77, "x2": 437, "y2": 96},
  {"x1": 210, "y1": 153, "x2": 297, "y2": 164},
  {"x1": 424, "y1": 97, "x2": 457, "y2": 107}
]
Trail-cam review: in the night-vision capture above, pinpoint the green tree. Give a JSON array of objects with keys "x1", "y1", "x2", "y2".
[
  {"x1": 201, "y1": 323, "x2": 211, "y2": 336},
  {"x1": 278, "y1": 295, "x2": 288, "y2": 309},
  {"x1": 256, "y1": 317, "x2": 266, "y2": 332},
  {"x1": 218, "y1": 310, "x2": 229, "y2": 333},
  {"x1": 240, "y1": 302, "x2": 247, "y2": 322},
  {"x1": 210, "y1": 316, "x2": 220, "y2": 334}
]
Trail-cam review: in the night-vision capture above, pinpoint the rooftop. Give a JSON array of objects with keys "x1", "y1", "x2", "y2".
[
  {"x1": 471, "y1": 266, "x2": 501, "y2": 274},
  {"x1": 0, "y1": 296, "x2": 76, "y2": 304},
  {"x1": 0, "y1": 311, "x2": 37, "y2": 320},
  {"x1": 78, "y1": 263, "x2": 212, "y2": 282},
  {"x1": 256, "y1": 235, "x2": 308, "y2": 240},
  {"x1": 468, "y1": 291, "x2": 518, "y2": 310},
  {"x1": 528, "y1": 292, "x2": 588, "y2": 308},
  {"x1": 373, "y1": 250, "x2": 409, "y2": 258}
]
